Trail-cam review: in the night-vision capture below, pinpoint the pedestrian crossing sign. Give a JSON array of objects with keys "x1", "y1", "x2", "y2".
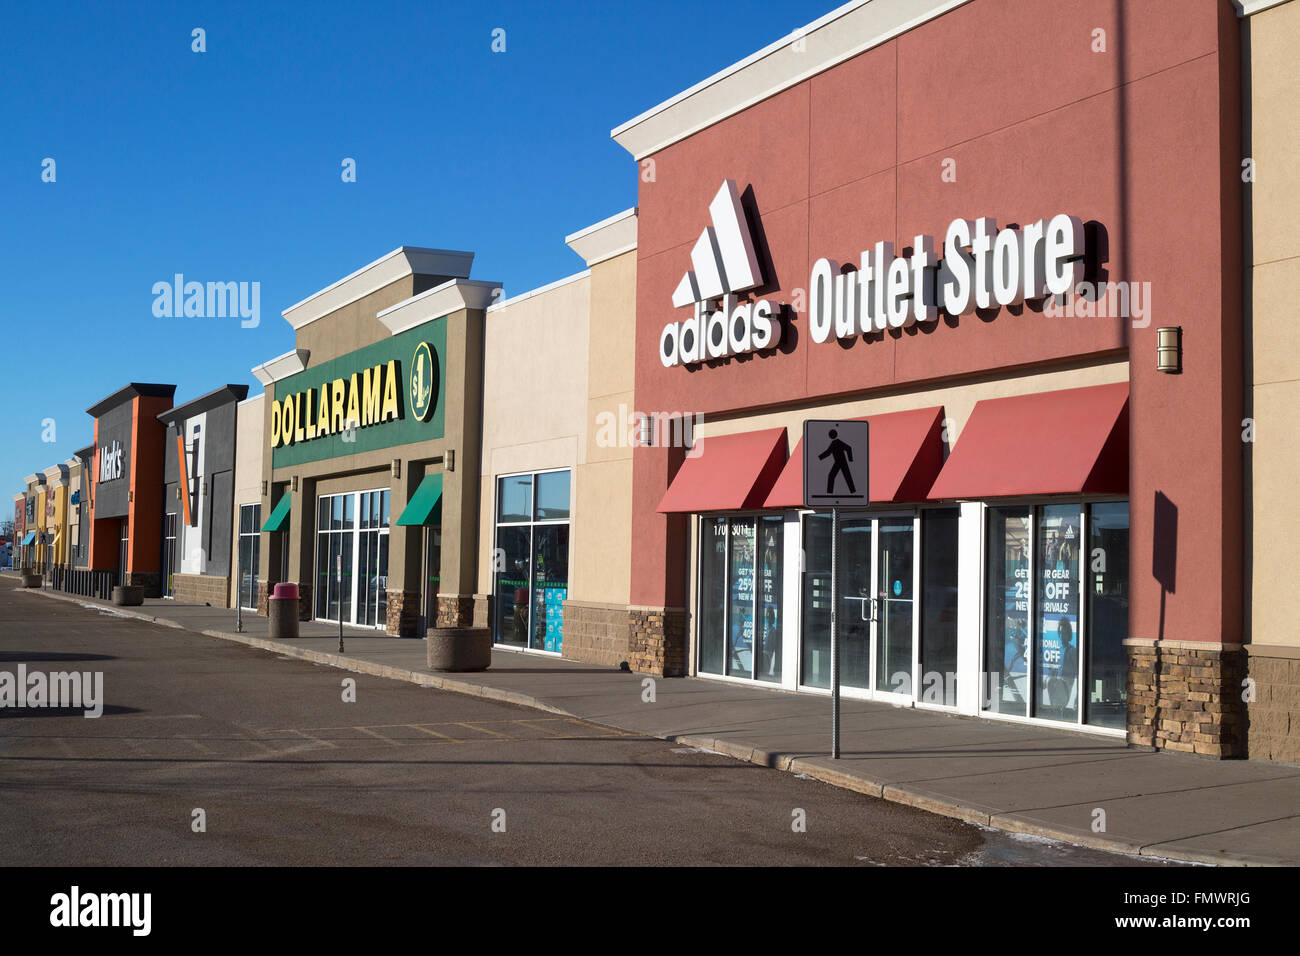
[{"x1": 803, "y1": 420, "x2": 869, "y2": 508}]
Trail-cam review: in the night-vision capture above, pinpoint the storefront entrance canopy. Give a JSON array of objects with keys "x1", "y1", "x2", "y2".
[
  {"x1": 928, "y1": 382, "x2": 1129, "y2": 499},
  {"x1": 262, "y1": 493, "x2": 292, "y2": 532},
  {"x1": 657, "y1": 427, "x2": 787, "y2": 514},
  {"x1": 763, "y1": 406, "x2": 946, "y2": 507},
  {"x1": 396, "y1": 473, "x2": 443, "y2": 526},
  {"x1": 21, "y1": 532, "x2": 35, "y2": 546}
]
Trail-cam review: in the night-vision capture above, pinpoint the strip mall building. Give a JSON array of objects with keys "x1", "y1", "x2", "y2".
[{"x1": 12, "y1": 0, "x2": 1298, "y2": 763}]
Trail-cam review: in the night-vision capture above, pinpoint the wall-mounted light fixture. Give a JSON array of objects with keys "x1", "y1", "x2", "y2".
[
  {"x1": 291, "y1": 475, "x2": 299, "y2": 492},
  {"x1": 445, "y1": 450, "x2": 455, "y2": 473},
  {"x1": 128, "y1": 490, "x2": 134, "y2": 503},
  {"x1": 391, "y1": 459, "x2": 402, "y2": 479},
  {"x1": 261, "y1": 480, "x2": 268, "y2": 496},
  {"x1": 1157, "y1": 326, "x2": 1182, "y2": 374},
  {"x1": 175, "y1": 487, "x2": 181, "y2": 500},
  {"x1": 638, "y1": 414, "x2": 653, "y2": 448},
  {"x1": 201, "y1": 478, "x2": 207, "y2": 496}
]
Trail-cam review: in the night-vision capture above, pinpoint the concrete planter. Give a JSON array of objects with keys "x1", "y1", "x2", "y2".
[
  {"x1": 427, "y1": 627, "x2": 492, "y2": 672},
  {"x1": 20, "y1": 572, "x2": 42, "y2": 589},
  {"x1": 267, "y1": 597, "x2": 300, "y2": 639},
  {"x1": 112, "y1": 585, "x2": 144, "y2": 606}
]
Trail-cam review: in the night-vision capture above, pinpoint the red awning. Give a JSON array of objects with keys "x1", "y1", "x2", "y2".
[
  {"x1": 657, "y1": 427, "x2": 788, "y2": 513},
  {"x1": 927, "y1": 382, "x2": 1129, "y2": 499},
  {"x1": 763, "y1": 407, "x2": 946, "y2": 507}
]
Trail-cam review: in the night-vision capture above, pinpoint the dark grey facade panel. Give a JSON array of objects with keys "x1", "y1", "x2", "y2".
[
  {"x1": 93, "y1": 402, "x2": 134, "y2": 519},
  {"x1": 205, "y1": 401, "x2": 238, "y2": 474},
  {"x1": 162, "y1": 421, "x2": 180, "y2": 484},
  {"x1": 206, "y1": 470, "x2": 233, "y2": 575}
]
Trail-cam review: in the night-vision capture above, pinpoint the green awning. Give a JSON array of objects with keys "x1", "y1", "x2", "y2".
[
  {"x1": 21, "y1": 532, "x2": 35, "y2": 546},
  {"x1": 262, "y1": 493, "x2": 292, "y2": 532},
  {"x1": 396, "y1": 474, "x2": 443, "y2": 527}
]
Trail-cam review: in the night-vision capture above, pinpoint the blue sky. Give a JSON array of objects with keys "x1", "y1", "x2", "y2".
[{"x1": 1, "y1": 0, "x2": 833, "y2": 507}]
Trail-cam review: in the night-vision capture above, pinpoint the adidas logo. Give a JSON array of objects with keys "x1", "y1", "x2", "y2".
[{"x1": 660, "y1": 180, "x2": 782, "y2": 368}]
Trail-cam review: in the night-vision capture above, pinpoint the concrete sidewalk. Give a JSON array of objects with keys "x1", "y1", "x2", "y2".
[{"x1": 10, "y1": 575, "x2": 1300, "y2": 866}]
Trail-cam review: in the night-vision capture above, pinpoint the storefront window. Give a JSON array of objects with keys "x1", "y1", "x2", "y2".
[
  {"x1": 984, "y1": 507, "x2": 1031, "y2": 716},
  {"x1": 1034, "y1": 505, "x2": 1082, "y2": 723},
  {"x1": 698, "y1": 515, "x2": 783, "y2": 682},
  {"x1": 492, "y1": 470, "x2": 571, "y2": 653},
  {"x1": 756, "y1": 515, "x2": 783, "y2": 683},
  {"x1": 698, "y1": 517, "x2": 727, "y2": 675},
  {"x1": 725, "y1": 518, "x2": 755, "y2": 677},
  {"x1": 984, "y1": 502, "x2": 1126, "y2": 728},
  {"x1": 800, "y1": 513, "x2": 832, "y2": 689},
  {"x1": 1087, "y1": 503, "x2": 1129, "y2": 729},
  {"x1": 494, "y1": 527, "x2": 531, "y2": 648},
  {"x1": 531, "y1": 525, "x2": 569, "y2": 652},
  {"x1": 237, "y1": 504, "x2": 260, "y2": 611},
  {"x1": 920, "y1": 508, "x2": 959, "y2": 706}
]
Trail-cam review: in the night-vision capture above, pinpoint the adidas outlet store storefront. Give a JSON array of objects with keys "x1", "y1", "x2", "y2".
[{"x1": 616, "y1": 0, "x2": 1247, "y2": 753}]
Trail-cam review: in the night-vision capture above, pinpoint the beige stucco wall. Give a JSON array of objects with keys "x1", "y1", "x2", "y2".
[
  {"x1": 230, "y1": 394, "x2": 264, "y2": 606},
  {"x1": 580, "y1": 250, "x2": 637, "y2": 607},
  {"x1": 477, "y1": 272, "x2": 591, "y2": 592},
  {"x1": 294, "y1": 275, "x2": 443, "y2": 366},
  {"x1": 1247, "y1": 0, "x2": 1300, "y2": 648}
]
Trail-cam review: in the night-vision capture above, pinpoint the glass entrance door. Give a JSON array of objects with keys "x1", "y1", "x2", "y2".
[
  {"x1": 314, "y1": 489, "x2": 389, "y2": 629},
  {"x1": 874, "y1": 518, "x2": 915, "y2": 698},
  {"x1": 161, "y1": 513, "x2": 177, "y2": 598},
  {"x1": 118, "y1": 519, "x2": 129, "y2": 588},
  {"x1": 800, "y1": 512, "x2": 916, "y2": 699}
]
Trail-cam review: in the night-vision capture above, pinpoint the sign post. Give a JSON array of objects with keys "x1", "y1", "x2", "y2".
[
  {"x1": 803, "y1": 420, "x2": 869, "y2": 759},
  {"x1": 336, "y1": 554, "x2": 345, "y2": 654},
  {"x1": 235, "y1": 548, "x2": 243, "y2": 634}
]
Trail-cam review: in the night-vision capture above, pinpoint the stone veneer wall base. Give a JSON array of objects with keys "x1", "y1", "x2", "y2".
[
  {"x1": 386, "y1": 589, "x2": 422, "y2": 636},
  {"x1": 1126, "y1": 640, "x2": 1247, "y2": 758},
  {"x1": 172, "y1": 572, "x2": 231, "y2": 608},
  {"x1": 627, "y1": 606, "x2": 687, "y2": 677},
  {"x1": 1245, "y1": 646, "x2": 1300, "y2": 763},
  {"x1": 562, "y1": 601, "x2": 631, "y2": 668}
]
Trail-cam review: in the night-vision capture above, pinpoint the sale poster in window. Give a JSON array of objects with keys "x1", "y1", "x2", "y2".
[
  {"x1": 728, "y1": 520, "x2": 755, "y2": 676},
  {"x1": 1037, "y1": 510, "x2": 1080, "y2": 717}
]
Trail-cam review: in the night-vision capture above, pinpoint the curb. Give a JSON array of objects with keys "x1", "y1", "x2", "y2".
[{"x1": 11, "y1": 582, "x2": 1277, "y2": 866}]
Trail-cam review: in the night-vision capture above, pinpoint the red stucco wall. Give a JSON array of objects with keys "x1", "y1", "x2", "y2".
[{"x1": 629, "y1": 0, "x2": 1243, "y2": 650}]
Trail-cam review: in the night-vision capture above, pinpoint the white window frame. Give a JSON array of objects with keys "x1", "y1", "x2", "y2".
[
  {"x1": 491, "y1": 467, "x2": 573, "y2": 656},
  {"x1": 975, "y1": 496, "x2": 1129, "y2": 738},
  {"x1": 236, "y1": 502, "x2": 261, "y2": 611}
]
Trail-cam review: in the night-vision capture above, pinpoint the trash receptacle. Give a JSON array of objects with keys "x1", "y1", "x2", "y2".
[{"x1": 268, "y1": 582, "x2": 300, "y2": 639}]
